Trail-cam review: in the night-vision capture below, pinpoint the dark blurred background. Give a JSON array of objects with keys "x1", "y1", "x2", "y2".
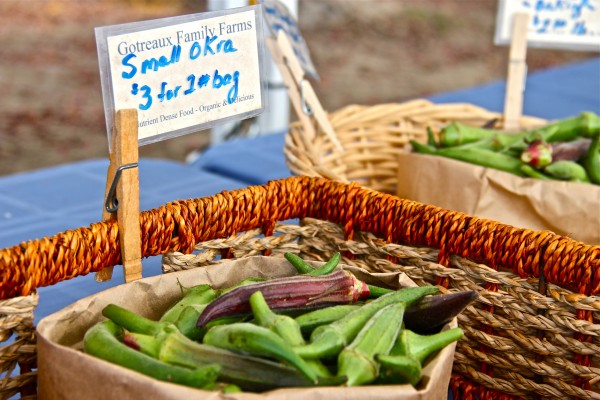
[{"x1": 0, "y1": 0, "x2": 595, "y2": 176}]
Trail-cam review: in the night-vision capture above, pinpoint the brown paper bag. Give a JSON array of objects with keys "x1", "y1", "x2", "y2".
[
  {"x1": 37, "y1": 256, "x2": 456, "y2": 400},
  {"x1": 397, "y1": 153, "x2": 600, "y2": 245}
]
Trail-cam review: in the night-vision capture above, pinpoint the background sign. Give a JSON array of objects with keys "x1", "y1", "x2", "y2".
[
  {"x1": 259, "y1": 0, "x2": 319, "y2": 80},
  {"x1": 495, "y1": 0, "x2": 600, "y2": 51},
  {"x1": 96, "y1": 6, "x2": 266, "y2": 146}
]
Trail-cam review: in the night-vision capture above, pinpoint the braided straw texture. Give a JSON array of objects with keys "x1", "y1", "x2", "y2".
[
  {"x1": 0, "y1": 176, "x2": 598, "y2": 398},
  {"x1": 0, "y1": 293, "x2": 37, "y2": 399},
  {"x1": 284, "y1": 99, "x2": 547, "y2": 194}
]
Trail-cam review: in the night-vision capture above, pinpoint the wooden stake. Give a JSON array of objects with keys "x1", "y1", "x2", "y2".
[
  {"x1": 503, "y1": 12, "x2": 529, "y2": 131},
  {"x1": 96, "y1": 109, "x2": 143, "y2": 283}
]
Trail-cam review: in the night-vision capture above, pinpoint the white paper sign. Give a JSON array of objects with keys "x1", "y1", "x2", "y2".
[
  {"x1": 95, "y1": 6, "x2": 266, "y2": 146},
  {"x1": 495, "y1": 0, "x2": 600, "y2": 51}
]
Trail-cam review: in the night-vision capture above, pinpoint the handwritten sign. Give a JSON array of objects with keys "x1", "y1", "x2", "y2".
[
  {"x1": 258, "y1": 0, "x2": 319, "y2": 80},
  {"x1": 495, "y1": 0, "x2": 600, "y2": 51},
  {"x1": 95, "y1": 6, "x2": 266, "y2": 146}
]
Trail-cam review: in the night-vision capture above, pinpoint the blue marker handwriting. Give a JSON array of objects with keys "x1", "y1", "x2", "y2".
[
  {"x1": 130, "y1": 69, "x2": 239, "y2": 111},
  {"x1": 119, "y1": 34, "x2": 241, "y2": 111},
  {"x1": 522, "y1": 0, "x2": 597, "y2": 35}
]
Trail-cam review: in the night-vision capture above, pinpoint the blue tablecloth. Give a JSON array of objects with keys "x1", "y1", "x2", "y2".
[
  {"x1": 0, "y1": 158, "x2": 249, "y2": 321},
  {"x1": 427, "y1": 57, "x2": 600, "y2": 120}
]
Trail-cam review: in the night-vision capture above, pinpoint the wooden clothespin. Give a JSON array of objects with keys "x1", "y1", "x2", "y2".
[
  {"x1": 503, "y1": 12, "x2": 530, "y2": 131},
  {"x1": 95, "y1": 109, "x2": 143, "y2": 283},
  {"x1": 266, "y1": 30, "x2": 343, "y2": 151}
]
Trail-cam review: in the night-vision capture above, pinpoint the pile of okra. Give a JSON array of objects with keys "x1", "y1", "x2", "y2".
[
  {"x1": 411, "y1": 111, "x2": 600, "y2": 185},
  {"x1": 84, "y1": 253, "x2": 476, "y2": 393}
]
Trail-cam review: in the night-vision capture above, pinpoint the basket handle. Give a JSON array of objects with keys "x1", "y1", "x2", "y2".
[{"x1": 266, "y1": 30, "x2": 343, "y2": 152}]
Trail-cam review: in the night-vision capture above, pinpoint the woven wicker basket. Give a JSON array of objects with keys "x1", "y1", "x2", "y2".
[
  {"x1": 0, "y1": 176, "x2": 598, "y2": 399},
  {"x1": 284, "y1": 99, "x2": 547, "y2": 194}
]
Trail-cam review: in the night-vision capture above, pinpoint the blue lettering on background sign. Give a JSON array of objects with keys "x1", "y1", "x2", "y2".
[{"x1": 521, "y1": 0, "x2": 596, "y2": 35}]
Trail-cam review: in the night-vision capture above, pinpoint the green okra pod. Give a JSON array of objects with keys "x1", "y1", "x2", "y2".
[
  {"x1": 203, "y1": 322, "x2": 319, "y2": 384},
  {"x1": 366, "y1": 285, "x2": 394, "y2": 298},
  {"x1": 161, "y1": 278, "x2": 265, "y2": 326},
  {"x1": 284, "y1": 252, "x2": 341, "y2": 276},
  {"x1": 533, "y1": 111, "x2": 600, "y2": 142},
  {"x1": 375, "y1": 354, "x2": 422, "y2": 386},
  {"x1": 434, "y1": 147, "x2": 526, "y2": 176},
  {"x1": 438, "y1": 121, "x2": 520, "y2": 149},
  {"x1": 284, "y1": 252, "x2": 315, "y2": 274},
  {"x1": 249, "y1": 291, "x2": 333, "y2": 377},
  {"x1": 377, "y1": 327, "x2": 463, "y2": 386},
  {"x1": 520, "y1": 164, "x2": 553, "y2": 180},
  {"x1": 295, "y1": 304, "x2": 362, "y2": 335},
  {"x1": 160, "y1": 284, "x2": 217, "y2": 324},
  {"x1": 174, "y1": 304, "x2": 208, "y2": 341},
  {"x1": 83, "y1": 320, "x2": 220, "y2": 389},
  {"x1": 436, "y1": 112, "x2": 600, "y2": 151},
  {"x1": 426, "y1": 126, "x2": 438, "y2": 147},
  {"x1": 175, "y1": 304, "x2": 250, "y2": 341},
  {"x1": 202, "y1": 382, "x2": 242, "y2": 394},
  {"x1": 582, "y1": 132, "x2": 600, "y2": 184},
  {"x1": 102, "y1": 304, "x2": 168, "y2": 336},
  {"x1": 295, "y1": 285, "x2": 439, "y2": 359},
  {"x1": 544, "y1": 160, "x2": 591, "y2": 183},
  {"x1": 411, "y1": 140, "x2": 527, "y2": 177},
  {"x1": 337, "y1": 302, "x2": 406, "y2": 386},
  {"x1": 123, "y1": 327, "x2": 345, "y2": 390},
  {"x1": 391, "y1": 327, "x2": 464, "y2": 365},
  {"x1": 249, "y1": 290, "x2": 306, "y2": 346},
  {"x1": 410, "y1": 140, "x2": 439, "y2": 154}
]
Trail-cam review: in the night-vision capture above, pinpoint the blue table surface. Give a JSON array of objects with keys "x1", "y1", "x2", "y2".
[
  {"x1": 0, "y1": 56, "x2": 598, "y2": 322},
  {"x1": 427, "y1": 56, "x2": 600, "y2": 120},
  {"x1": 0, "y1": 158, "x2": 250, "y2": 320}
]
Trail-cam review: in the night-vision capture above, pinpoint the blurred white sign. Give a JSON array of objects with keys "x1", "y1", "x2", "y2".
[
  {"x1": 495, "y1": 0, "x2": 600, "y2": 51},
  {"x1": 259, "y1": 0, "x2": 319, "y2": 80}
]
